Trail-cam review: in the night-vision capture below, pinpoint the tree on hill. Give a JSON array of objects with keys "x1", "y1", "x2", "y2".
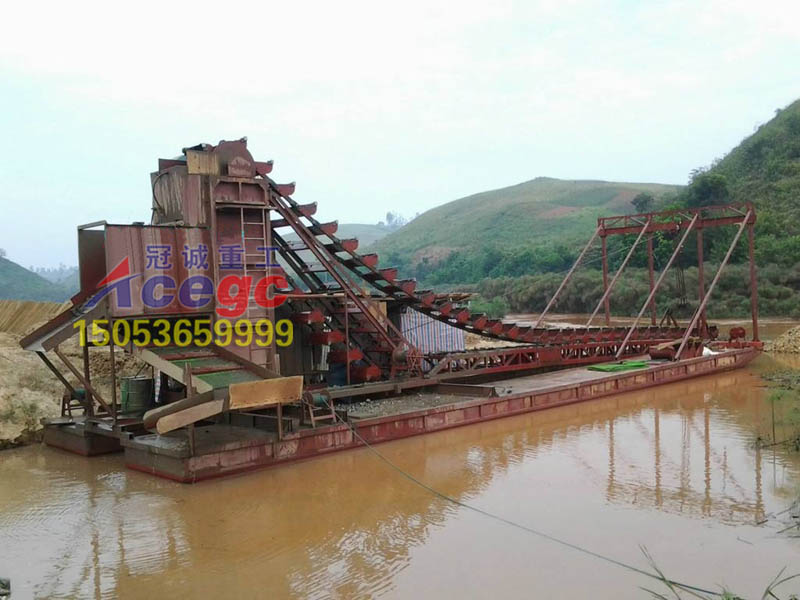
[
  {"x1": 379, "y1": 211, "x2": 408, "y2": 231},
  {"x1": 631, "y1": 192, "x2": 654, "y2": 213},
  {"x1": 0, "y1": 248, "x2": 5, "y2": 259},
  {"x1": 685, "y1": 170, "x2": 730, "y2": 207}
]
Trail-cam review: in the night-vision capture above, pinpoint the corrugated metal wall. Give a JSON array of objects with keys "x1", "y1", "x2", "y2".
[{"x1": 401, "y1": 308, "x2": 465, "y2": 357}]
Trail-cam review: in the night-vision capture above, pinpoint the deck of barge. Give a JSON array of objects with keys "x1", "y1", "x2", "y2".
[
  {"x1": 109, "y1": 348, "x2": 756, "y2": 482},
  {"x1": 345, "y1": 360, "x2": 659, "y2": 420}
]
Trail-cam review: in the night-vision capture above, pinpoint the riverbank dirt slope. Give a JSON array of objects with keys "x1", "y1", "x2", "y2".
[{"x1": 0, "y1": 330, "x2": 145, "y2": 449}]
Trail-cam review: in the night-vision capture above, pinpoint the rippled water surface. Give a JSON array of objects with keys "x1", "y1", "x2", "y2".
[{"x1": 2, "y1": 353, "x2": 800, "y2": 598}]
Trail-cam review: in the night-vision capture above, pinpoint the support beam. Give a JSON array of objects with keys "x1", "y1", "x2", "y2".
[
  {"x1": 36, "y1": 351, "x2": 76, "y2": 396},
  {"x1": 601, "y1": 235, "x2": 610, "y2": 326},
  {"x1": 533, "y1": 226, "x2": 601, "y2": 328},
  {"x1": 185, "y1": 365, "x2": 196, "y2": 455},
  {"x1": 676, "y1": 211, "x2": 752, "y2": 359},
  {"x1": 587, "y1": 218, "x2": 650, "y2": 327},
  {"x1": 749, "y1": 224, "x2": 759, "y2": 341},
  {"x1": 82, "y1": 343, "x2": 94, "y2": 416},
  {"x1": 647, "y1": 235, "x2": 657, "y2": 325},
  {"x1": 696, "y1": 227, "x2": 706, "y2": 336},
  {"x1": 615, "y1": 215, "x2": 699, "y2": 360},
  {"x1": 598, "y1": 203, "x2": 754, "y2": 236},
  {"x1": 110, "y1": 342, "x2": 117, "y2": 423}
]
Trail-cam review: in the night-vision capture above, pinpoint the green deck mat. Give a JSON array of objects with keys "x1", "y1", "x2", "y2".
[
  {"x1": 196, "y1": 369, "x2": 263, "y2": 390},
  {"x1": 588, "y1": 361, "x2": 650, "y2": 373}
]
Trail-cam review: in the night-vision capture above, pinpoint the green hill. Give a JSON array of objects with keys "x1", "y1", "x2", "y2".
[
  {"x1": 331, "y1": 223, "x2": 393, "y2": 248},
  {"x1": 55, "y1": 269, "x2": 80, "y2": 297},
  {"x1": 0, "y1": 257, "x2": 72, "y2": 302},
  {"x1": 285, "y1": 223, "x2": 391, "y2": 249},
  {"x1": 370, "y1": 178, "x2": 680, "y2": 284},
  {"x1": 370, "y1": 98, "x2": 800, "y2": 288},
  {"x1": 368, "y1": 97, "x2": 800, "y2": 318},
  {"x1": 703, "y1": 98, "x2": 800, "y2": 263}
]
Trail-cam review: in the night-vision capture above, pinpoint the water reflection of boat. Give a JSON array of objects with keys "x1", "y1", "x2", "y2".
[{"x1": 2, "y1": 355, "x2": 798, "y2": 598}]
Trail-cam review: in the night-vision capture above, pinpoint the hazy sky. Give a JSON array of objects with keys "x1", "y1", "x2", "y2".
[{"x1": 2, "y1": 0, "x2": 799, "y2": 268}]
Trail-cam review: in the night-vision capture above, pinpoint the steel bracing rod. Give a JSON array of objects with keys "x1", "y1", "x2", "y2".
[
  {"x1": 748, "y1": 224, "x2": 759, "y2": 341},
  {"x1": 271, "y1": 230, "x2": 329, "y2": 292},
  {"x1": 110, "y1": 342, "x2": 117, "y2": 423},
  {"x1": 36, "y1": 351, "x2": 76, "y2": 395},
  {"x1": 270, "y1": 193, "x2": 405, "y2": 352},
  {"x1": 675, "y1": 210, "x2": 752, "y2": 359},
  {"x1": 587, "y1": 218, "x2": 651, "y2": 327},
  {"x1": 532, "y1": 226, "x2": 602, "y2": 329},
  {"x1": 272, "y1": 233, "x2": 382, "y2": 368},
  {"x1": 615, "y1": 214, "x2": 699, "y2": 360},
  {"x1": 270, "y1": 231, "x2": 393, "y2": 369},
  {"x1": 647, "y1": 235, "x2": 657, "y2": 325},
  {"x1": 327, "y1": 255, "x2": 424, "y2": 372},
  {"x1": 53, "y1": 345, "x2": 113, "y2": 414}
]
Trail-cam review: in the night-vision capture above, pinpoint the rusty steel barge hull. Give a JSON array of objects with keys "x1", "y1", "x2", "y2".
[{"x1": 107, "y1": 348, "x2": 757, "y2": 483}]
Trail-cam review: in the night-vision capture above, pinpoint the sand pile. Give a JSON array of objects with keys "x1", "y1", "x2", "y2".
[
  {"x1": 767, "y1": 326, "x2": 800, "y2": 353},
  {"x1": 464, "y1": 332, "x2": 525, "y2": 350},
  {"x1": 0, "y1": 332, "x2": 147, "y2": 449}
]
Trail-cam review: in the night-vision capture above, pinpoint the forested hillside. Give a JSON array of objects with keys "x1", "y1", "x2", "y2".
[
  {"x1": 375, "y1": 98, "x2": 800, "y2": 318},
  {"x1": 370, "y1": 179, "x2": 679, "y2": 285},
  {"x1": 0, "y1": 258, "x2": 72, "y2": 302}
]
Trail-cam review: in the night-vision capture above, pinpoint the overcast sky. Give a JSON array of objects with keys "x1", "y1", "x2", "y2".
[{"x1": 1, "y1": 0, "x2": 799, "y2": 268}]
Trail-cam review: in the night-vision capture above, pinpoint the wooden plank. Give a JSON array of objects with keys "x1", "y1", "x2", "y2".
[
  {"x1": 135, "y1": 347, "x2": 215, "y2": 393},
  {"x1": 156, "y1": 399, "x2": 226, "y2": 434},
  {"x1": 228, "y1": 376, "x2": 304, "y2": 410},
  {"x1": 142, "y1": 390, "x2": 217, "y2": 430}
]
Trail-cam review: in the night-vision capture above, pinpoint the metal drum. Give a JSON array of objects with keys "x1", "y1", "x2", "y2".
[{"x1": 120, "y1": 376, "x2": 154, "y2": 415}]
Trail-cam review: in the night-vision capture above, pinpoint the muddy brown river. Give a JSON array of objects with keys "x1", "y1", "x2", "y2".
[{"x1": 2, "y1": 346, "x2": 800, "y2": 597}]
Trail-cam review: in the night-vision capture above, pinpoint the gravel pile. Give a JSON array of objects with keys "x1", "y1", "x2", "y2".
[{"x1": 768, "y1": 326, "x2": 800, "y2": 353}]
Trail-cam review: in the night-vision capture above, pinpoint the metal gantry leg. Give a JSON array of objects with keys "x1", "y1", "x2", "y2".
[
  {"x1": 675, "y1": 210, "x2": 753, "y2": 359},
  {"x1": 601, "y1": 235, "x2": 610, "y2": 326},
  {"x1": 696, "y1": 227, "x2": 706, "y2": 336},
  {"x1": 749, "y1": 223, "x2": 760, "y2": 341},
  {"x1": 647, "y1": 235, "x2": 657, "y2": 325},
  {"x1": 615, "y1": 215, "x2": 699, "y2": 360},
  {"x1": 587, "y1": 218, "x2": 651, "y2": 327}
]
